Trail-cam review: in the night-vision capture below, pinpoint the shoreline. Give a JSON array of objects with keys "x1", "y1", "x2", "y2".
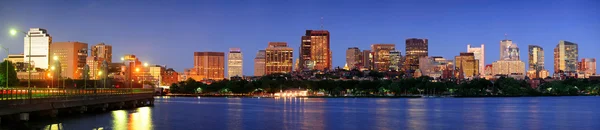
[{"x1": 160, "y1": 94, "x2": 597, "y2": 98}]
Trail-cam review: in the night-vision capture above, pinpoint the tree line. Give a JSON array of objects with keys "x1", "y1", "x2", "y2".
[{"x1": 170, "y1": 73, "x2": 600, "y2": 96}]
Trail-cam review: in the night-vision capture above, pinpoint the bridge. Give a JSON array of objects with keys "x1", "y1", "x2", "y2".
[{"x1": 0, "y1": 88, "x2": 155, "y2": 122}]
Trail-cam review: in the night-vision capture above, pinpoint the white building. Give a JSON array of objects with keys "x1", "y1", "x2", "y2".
[
  {"x1": 467, "y1": 44, "x2": 485, "y2": 76},
  {"x1": 228, "y1": 48, "x2": 243, "y2": 78},
  {"x1": 24, "y1": 28, "x2": 52, "y2": 69}
]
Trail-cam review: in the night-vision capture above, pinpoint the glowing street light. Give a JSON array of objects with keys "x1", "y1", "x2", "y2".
[
  {"x1": 9, "y1": 29, "x2": 17, "y2": 36},
  {"x1": 9, "y1": 28, "x2": 32, "y2": 88},
  {"x1": 53, "y1": 56, "x2": 58, "y2": 61}
]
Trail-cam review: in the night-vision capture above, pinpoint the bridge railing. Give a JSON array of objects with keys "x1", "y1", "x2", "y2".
[{"x1": 0, "y1": 88, "x2": 155, "y2": 101}]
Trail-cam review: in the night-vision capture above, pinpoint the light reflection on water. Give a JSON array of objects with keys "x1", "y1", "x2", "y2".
[{"x1": 27, "y1": 97, "x2": 600, "y2": 130}]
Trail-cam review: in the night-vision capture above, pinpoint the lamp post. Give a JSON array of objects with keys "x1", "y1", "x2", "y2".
[
  {"x1": 50, "y1": 66, "x2": 55, "y2": 88},
  {"x1": 98, "y1": 71, "x2": 103, "y2": 88},
  {"x1": 0, "y1": 45, "x2": 8, "y2": 88},
  {"x1": 9, "y1": 29, "x2": 31, "y2": 88},
  {"x1": 142, "y1": 62, "x2": 148, "y2": 88}
]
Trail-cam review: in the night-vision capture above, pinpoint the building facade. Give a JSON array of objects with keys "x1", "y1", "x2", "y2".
[
  {"x1": 554, "y1": 40, "x2": 578, "y2": 75},
  {"x1": 419, "y1": 56, "x2": 454, "y2": 79},
  {"x1": 91, "y1": 43, "x2": 112, "y2": 63},
  {"x1": 190, "y1": 52, "x2": 225, "y2": 81},
  {"x1": 405, "y1": 38, "x2": 428, "y2": 72},
  {"x1": 24, "y1": 28, "x2": 52, "y2": 69},
  {"x1": 455, "y1": 52, "x2": 479, "y2": 78},
  {"x1": 371, "y1": 44, "x2": 395, "y2": 71},
  {"x1": 362, "y1": 50, "x2": 373, "y2": 70},
  {"x1": 389, "y1": 50, "x2": 401, "y2": 71},
  {"x1": 467, "y1": 44, "x2": 485, "y2": 76},
  {"x1": 50, "y1": 41, "x2": 88, "y2": 79},
  {"x1": 346, "y1": 47, "x2": 362, "y2": 70},
  {"x1": 162, "y1": 68, "x2": 179, "y2": 86},
  {"x1": 492, "y1": 60, "x2": 526, "y2": 79},
  {"x1": 578, "y1": 58, "x2": 596, "y2": 78},
  {"x1": 227, "y1": 48, "x2": 243, "y2": 78},
  {"x1": 299, "y1": 30, "x2": 331, "y2": 71},
  {"x1": 528, "y1": 45, "x2": 547, "y2": 78},
  {"x1": 265, "y1": 42, "x2": 293, "y2": 75},
  {"x1": 254, "y1": 50, "x2": 266, "y2": 76}
]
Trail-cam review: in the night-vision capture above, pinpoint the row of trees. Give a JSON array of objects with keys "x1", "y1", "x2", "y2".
[{"x1": 170, "y1": 73, "x2": 600, "y2": 96}]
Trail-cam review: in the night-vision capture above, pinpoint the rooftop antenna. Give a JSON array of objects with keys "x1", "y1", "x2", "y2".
[
  {"x1": 504, "y1": 33, "x2": 508, "y2": 40},
  {"x1": 320, "y1": 16, "x2": 324, "y2": 29}
]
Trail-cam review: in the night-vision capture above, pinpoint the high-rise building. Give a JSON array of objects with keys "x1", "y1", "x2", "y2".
[
  {"x1": 493, "y1": 39, "x2": 526, "y2": 79},
  {"x1": 346, "y1": 47, "x2": 362, "y2": 70},
  {"x1": 299, "y1": 30, "x2": 331, "y2": 71},
  {"x1": 50, "y1": 42, "x2": 88, "y2": 79},
  {"x1": 362, "y1": 50, "x2": 373, "y2": 70},
  {"x1": 389, "y1": 50, "x2": 401, "y2": 71},
  {"x1": 86, "y1": 56, "x2": 100, "y2": 80},
  {"x1": 265, "y1": 42, "x2": 293, "y2": 74},
  {"x1": 554, "y1": 40, "x2": 578, "y2": 75},
  {"x1": 371, "y1": 44, "x2": 395, "y2": 71},
  {"x1": 190, "y1": 52, "x2": 225, "y2": 81},
  {"x1": 467, "y1": 44, "x2": 485, "y2": 76},
  {"x1": 578, "y1": 58, "x2": 596, "y2": 78},
  {"x1": 405, "y1": 38, "x2": 428, "y2": 72},
  {"x1": 455, "y1": 52, "x2": 479, "y2": 78},
  {"x1": 254, "y1": 50, "x2": 266, "y2": 76},
  {"x1": 528, "y1": 45, "x2": 547, "y2": 78},
  {"x1": 91, "y1": 43, "x2": 112, "y2": 63},
  {"x1": 227, "y1": 48, "x2": 243, "y2": 78},
  {"x1": 4, "y1": 54, "x2": 24, "y2": 64},
  {"x1": 24, "y1": 28, "x2": 52, "y2": 69}
]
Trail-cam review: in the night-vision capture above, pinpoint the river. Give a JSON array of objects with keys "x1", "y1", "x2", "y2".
[{"x1": 19, "y1": 96, "x2": 600, "y2": 130}]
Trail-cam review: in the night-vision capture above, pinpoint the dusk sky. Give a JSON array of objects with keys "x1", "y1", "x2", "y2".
[{"x1": 1, "y1": 0, "x2": 598, "y2": 75}]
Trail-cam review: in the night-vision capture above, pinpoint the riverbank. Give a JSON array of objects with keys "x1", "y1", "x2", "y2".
[{"x1": 164, "y1": 93, "x2": 597, "y2": 98}]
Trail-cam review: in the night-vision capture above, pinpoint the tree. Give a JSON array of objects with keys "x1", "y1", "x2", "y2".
[{"x1": 0, "y1": 61, "x2": 18, "y2": 87}]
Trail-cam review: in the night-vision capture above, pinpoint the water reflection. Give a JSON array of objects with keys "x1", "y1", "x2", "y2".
[
  {"x1": 111, "y1": 107, "x2": 153, "y2": 130},
  {"x1": 407, "y1": 99, "x2": 426, "y2": 130},
  {"x1": 227, "y1": 98, "x2": 243, "y2": 130}
]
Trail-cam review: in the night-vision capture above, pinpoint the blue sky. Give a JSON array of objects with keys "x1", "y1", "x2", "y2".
[{"x1": 1, "y1": 0, "x2": 599, "y2": 75}]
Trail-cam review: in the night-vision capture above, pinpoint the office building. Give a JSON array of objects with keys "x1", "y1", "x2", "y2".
[
  {"x1": 467, "y1": 44, "x2": 485, "y2": 76},
  {"x1": 346, "y1": 47, "x2": 362, "y2": 70},
  {"x1": 405, "y1": 38, "x2": 428, "y2": 72},
  {"x1": 50, "y1": 42, "x2": 88, "y2": 79},
  {"x1": 162, "y1": 68, "x2": 179, "y2": 86},
  {"x1": 528, "y1": 45, "x2": 547, "y2": 78},
  {"x1": 362, "y1": 50, "x2": 373, "y2": 70},
  {"x1": 24, "y1": 28, "x2": 52, "y2": 69},
  {"x1": 265, "y1": 42, "x2": 293, "y2": 74},
  {"x1": 578, "y1": 58, "x2": 596, "y2": 78},
  {"x1": 299, "y1": 30, "x2": 331, "y2": 71},
  {"x1": 492, "y1": 60, "x2": 526, "y2": 79},
  {"x1": 554, "y1": 40, "x2": 578, "y2": 75},
  {"x1": 4, "y1": 54, "x2": 24, "y2": 64},
  {"x1": 371, "y1": 44, "x2": 395, "y2": 71},
  {"x1": 227, "y1": 48, "x2": 243, "y2": 78},
  {"x1": 455, "y1": 52, "x2": 479, "y2": 78},
  {"x1": 189, "y1": 52, "x2": 225, "y2": 81},
  {"x1": 254, "y1": 50, "x2": 266, "y2": 76},
  {"x1": 91, "y1": 43, "x2": 112, "y2": 63},
  {"x1": 389, "y1": 50, "x2": 401, "y2": 71},
  {"x1": 86, "y1": 56, "x2": 100, "y2": 80}
]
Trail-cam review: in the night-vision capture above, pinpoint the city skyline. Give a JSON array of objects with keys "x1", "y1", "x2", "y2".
[{"x1": 1, "y1": 0, "x2": 599, "y2": 75}]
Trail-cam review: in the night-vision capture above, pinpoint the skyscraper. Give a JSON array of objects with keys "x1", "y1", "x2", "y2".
[
  {"x1": 254, "y1": 50, "x2": 266, "y2": 76},
  {"x1": 527, "y1": 45, "x2": 547, "y2": 78},
  {"x1": 91, "y1": 43, "x2": 113, "y2": 63},
  {"x1": 554, "y1": 40, "x2": 578, "y2": 75},
  {"x1": 371, "y1": 44, "x2": 395, "y2": 71},
  {"x1": 265, "y1": 42, "x2": 293, "y2": 74},
  {"x1": 346, "y1": 47, "x2": 362, "y2": 70},
  {"x1": 24, "y1": 28, "x2": 52, "y2": 69},
  {"x1": 50, "y1": 42, "x2": 88, "y2": 79},
  {"x1": 455, "y1": 52, "x2": 479, "y2": 78},
  {"x1": 362, "y1": 50, "x2": 373, "y2": 70},
  {"x1": 299, "y1": 30, "x2": 331, "y2": 71},
  {"x1": 227, "y1": 48, "x2": 243, "y2": 78},
  {"x1": 467, "y1": 44, "x2": 485, "y2": 76},
  {"x1": 493, "y1": 39, "x2": 526, "y2": 79},
  {"x1": 389, "y1": 50, "x2": 401, "y2": 71},
  {"x1": 191, "y1": 52, "x2": 225, "y2": 81},
  {"x1": 405, "y1": 38, "x2": 428, "y2": 72}
]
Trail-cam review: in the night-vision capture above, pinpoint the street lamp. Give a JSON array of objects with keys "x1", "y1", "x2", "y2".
[
  {"x1": 9, "y1": 29, "x2": 31, "y2": 88},
  {"x1": 0, "y1": 45, "x2": 8, "y2": 88},
  {"x1": 98, "y1": 71, "x2": 104, "y2": 88},
  {"x1": 51, "y1": 66, "x2": 55, "y2": 88},
  {"x1": 142, "y1": 62, "x2": 149, "y2": 88}
]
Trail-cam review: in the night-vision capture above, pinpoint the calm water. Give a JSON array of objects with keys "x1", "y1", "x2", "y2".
[{"x1": 25, "y1": 96, "x2": 600, "y2": 130}]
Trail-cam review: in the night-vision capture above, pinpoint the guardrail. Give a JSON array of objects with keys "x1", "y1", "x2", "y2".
[{"x1": 0, "y1": 88, "x2": 155, "y2": 101}]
